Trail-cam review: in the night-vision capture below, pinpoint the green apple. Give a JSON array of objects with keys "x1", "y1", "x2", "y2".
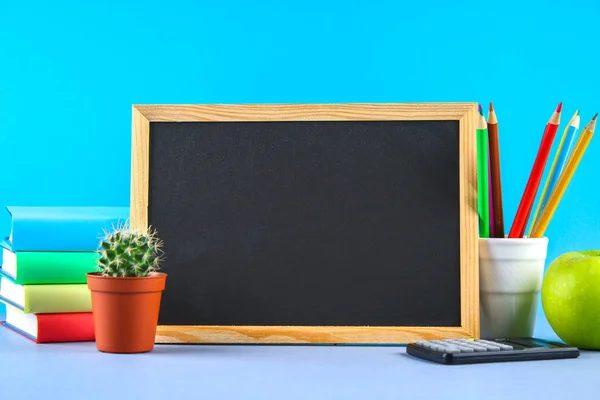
[{"x1": 542, "y1": 250, "x2": 600, "y2": 349}]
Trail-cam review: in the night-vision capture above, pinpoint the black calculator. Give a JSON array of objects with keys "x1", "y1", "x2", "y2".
[{"x1": 406, "y1": 337, "x2": 579, "y2": 365}]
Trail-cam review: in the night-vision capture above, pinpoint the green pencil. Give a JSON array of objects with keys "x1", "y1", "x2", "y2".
[{"x1": 476, "y1": 105, "x2": 490, "y2": 238}]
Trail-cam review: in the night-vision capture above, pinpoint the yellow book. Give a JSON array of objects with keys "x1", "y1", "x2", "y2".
[{"x1": 0, "y1": 275, "x2": 91, "y2": 314}]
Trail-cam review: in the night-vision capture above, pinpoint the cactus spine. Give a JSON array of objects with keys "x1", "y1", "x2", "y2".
[{"x1": 97, "y1": 222, "x2": 163, "y2": 277}]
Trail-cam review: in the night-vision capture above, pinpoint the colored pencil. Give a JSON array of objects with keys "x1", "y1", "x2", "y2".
[
  {"x1": 529, "y1": 110, "x2": 580, "y2": 233},
  {"x1": 530, "y1": 114, "x2": 597, "y2": 238},
  {"x1": 487, "y1": 103, "x2": 504, "y2": 237},
  {"x1": 508, "y1": 102, "x2": 562, "y2": 238},
  {"x1": 476, "y1": 105, "x2": 490, "y2": 238},
  {"x1": 488, "y1": 153, "x2": 495, "y2": 237}
]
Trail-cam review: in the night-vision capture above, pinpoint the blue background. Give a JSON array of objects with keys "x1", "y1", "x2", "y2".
[{"x1": 0, "y1": 0, "x2": 599, "y2": 318}]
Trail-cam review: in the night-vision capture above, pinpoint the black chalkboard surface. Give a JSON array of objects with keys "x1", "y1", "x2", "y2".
[{"x1": 130, "y1": 103, "x2": 479, "y2": 344}]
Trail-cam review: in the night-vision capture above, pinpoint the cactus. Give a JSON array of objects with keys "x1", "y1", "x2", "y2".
[{"x1": 97, "y1": 222, "x2": 163, "y2": 277}]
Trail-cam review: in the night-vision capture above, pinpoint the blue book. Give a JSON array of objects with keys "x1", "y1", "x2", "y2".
[{"x1": 2, "y1": 206, "x2": 130, "y2": 252}]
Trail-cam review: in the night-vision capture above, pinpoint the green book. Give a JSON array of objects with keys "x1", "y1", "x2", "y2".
[
  {"x1": 0, "y1": 275, "x2": 92, "y2": 313},
  {"x1": 0, "y1": 248, "x2": 99, "y2": 284}
]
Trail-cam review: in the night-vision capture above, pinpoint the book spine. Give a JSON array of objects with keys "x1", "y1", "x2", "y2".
[
  {"x1": 16, "y1": 252, "x2": 99, "y2": 284},
  {"x1": 8, "y1": 206, "x2": 129, "y2": 251},
  {"x1": 24, "y1": 284, "x2": 92, "y2": 313},
  {"x1": 36, "y1": 312, "x2": 95, "y2": 342}
]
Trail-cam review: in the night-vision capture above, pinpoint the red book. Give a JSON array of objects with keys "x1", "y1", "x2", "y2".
[{"x1": 1, "y1": 306, "x2": 94, "y2": 343}]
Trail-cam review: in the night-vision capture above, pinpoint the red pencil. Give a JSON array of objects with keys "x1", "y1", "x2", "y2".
[
  {"x1": 487, "y1": 103, "x2": 504, "y2": 238},
  {"x1": 508, "y1": 102, "x2": 562, "y2": 238}
]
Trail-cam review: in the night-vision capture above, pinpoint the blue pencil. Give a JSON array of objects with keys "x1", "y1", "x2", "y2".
[{"x1": 529, "y1": 110, "x2": 580, "y2": 232}]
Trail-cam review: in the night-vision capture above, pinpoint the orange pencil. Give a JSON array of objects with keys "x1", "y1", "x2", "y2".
[{"x1": 508, "y1": 102, "x2": 562, "y2": 238}]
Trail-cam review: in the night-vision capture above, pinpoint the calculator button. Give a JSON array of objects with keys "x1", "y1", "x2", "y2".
[
  {"x1": 483, "y1": 344, "x2": 501, "y2": 351},
  {"x1": 454, "y1": 345, "x2": 474, "y2": 353},
  {"x1": 444, "y1": 347, "x2": 461, "y2": 354},
  {"x1": 412, "y1": 339, "x2": 518, "y2": 354},
  {"x1": 475, "y1": 343, "x2": 501, "y2": 351},
  {"x1": 454, "y1": 339, "x2": 474, "y2": 345},
  {"x1": 467, "y1": 345, "x2": 488, "y2": 352},
  {"x1": 442, "y1": 343, "x2": 460, "y2": 349},
  {"x1": 476, "y1": 340, "x2": 513, "y2": 350},
  {"x1": 445, "y1": 339, "x2": 466, "y2": 345},
  {"x1": 475, "y1": 340, "x2": 506, "y2": 351},
  {"x1": 447, "y1": 340, "x2": 487, "y2": 352},
  {"x1": 453, "y1": 340, "x2": 486, "y2": 350},
  {"x1": 445, "y1": 344, "x2": 461, "y2": 349},
  {"x1": 465, "y1": 345, "x2": 486, "y2": 352},
  {"x1": 476, "y1": 339, "x2": 501, "y2": 346},
  {"x1": 497, "y1": 344, "x2": 514, "y2": 351},
  {"x1": 431, "y1": 344, "x2": 446, "y2": 352}
]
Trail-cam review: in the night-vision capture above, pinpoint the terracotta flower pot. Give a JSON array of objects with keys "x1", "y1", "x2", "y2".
[{"x1": 86, "y1": 272, "x2": 167, "y2": 353}]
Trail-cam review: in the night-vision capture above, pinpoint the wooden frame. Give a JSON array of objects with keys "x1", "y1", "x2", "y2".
[{"x1": 131, "y1": 103, "x2": 480, "y2": 344}]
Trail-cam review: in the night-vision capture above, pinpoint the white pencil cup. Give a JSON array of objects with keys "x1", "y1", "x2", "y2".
[{"x1": 479, "y1": 237, "x2": 549, "y2": 339}]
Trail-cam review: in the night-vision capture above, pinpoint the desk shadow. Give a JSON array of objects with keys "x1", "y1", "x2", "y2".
[
  {"x1": 398, "y1": 351, "x2": 443, "y2": 365},
  {"x1": 149, "y1": 343, "x2": 287, "y2": 356},
  {"x1": 150, "y1": 343, "x2": 402, "y2": 355}
]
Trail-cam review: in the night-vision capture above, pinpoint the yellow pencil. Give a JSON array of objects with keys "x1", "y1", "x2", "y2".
[{"x1": 530, "y1": 113, "x2": 597, "y2": 238}]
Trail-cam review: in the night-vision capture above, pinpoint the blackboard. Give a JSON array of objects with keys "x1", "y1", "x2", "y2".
[{"x1": 130, "y1": 103, "x2": 479, "y2": 344}]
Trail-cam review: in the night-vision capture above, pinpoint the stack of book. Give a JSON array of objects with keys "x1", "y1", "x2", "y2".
[{"x1": 0, "y1": 206, "x2": 129, "y2": 343}]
